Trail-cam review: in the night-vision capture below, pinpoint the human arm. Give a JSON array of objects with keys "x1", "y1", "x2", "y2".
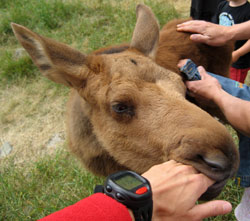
[
  {"x1": 38, "y1": 193, "x2": 134, "y2": 221},
  {"x1": 232, "y1": 39, "x2": 250, "y2": 63},
  {"x1": 185, "y1": 66, "x2": 250, "y2": 136},
  {"x1": 177, "y1": 20, "x2": 250, "y2": 46},
  {"x1": 39, "y1": 160, "x2": 231, "y2": 221}
]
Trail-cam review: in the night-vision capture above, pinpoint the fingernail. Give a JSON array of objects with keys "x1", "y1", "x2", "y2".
[
  {"x1": 223, "y1": 202, "x2": 232, "y2": 212},
  {"x1": 197, "y1": 66, "x2": 203, "y2": 72},
  {"x1": 190, "y1": 35, "x2": 197, "y2": 40}
]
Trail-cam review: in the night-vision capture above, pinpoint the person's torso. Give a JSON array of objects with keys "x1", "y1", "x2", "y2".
[
  {"x1": 216, "y1": 1, "x2": 250, "y2": 69},
  {"x1": 217, "y1": 1, "x2": 250, "y2": 26}
]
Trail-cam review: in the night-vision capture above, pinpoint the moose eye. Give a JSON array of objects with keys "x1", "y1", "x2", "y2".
[{"x1": 111, "y1": 103, "x2": 135, "y2": 117}]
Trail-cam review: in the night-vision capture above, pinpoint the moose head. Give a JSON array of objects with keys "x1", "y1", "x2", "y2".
[{"x1": 12, "y1": 4, "x2": 239, "y2": 200}]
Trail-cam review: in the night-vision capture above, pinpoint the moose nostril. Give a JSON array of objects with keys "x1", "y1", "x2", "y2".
[{"x1": 198, "y1": 154, "x2": 227, "y2": 171}]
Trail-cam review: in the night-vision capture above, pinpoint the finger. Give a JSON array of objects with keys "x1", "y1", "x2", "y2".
[
  {"x1": 201, "y1": 174, "x2": 215, "y2": 187},
  {"x1": 164, "y1": 160, "x2": 177, "y2": 164},
  {"x1": 189, "y1": 200, "x2": 232, "y2": 220},
  {"x1": 162, "y1": 161, "x2": 198, "y2": 176},
  {"x1": 177, "y1": 59, "x2": 188, "y2": 68},
  {"x1": 186, "y1": 90, "x2": 196, "y2": 97},
  {"x1": 176, "y1": 21, "x2": 193, "y2": 29},
  {"x1": 188, "y1": 174, "x2": 215, "y2": 196},
  {"x1": 171, "y1": 164, "x2": 199, "y2": 176},
  {"x1": 162, "y1": 160, "x2": 183, "y2": 169},
  {"x1": 190, "y1": 34, "x2": 211, "y2": 44},
  {"x1": 197, "y1": 66, "x2": 208, "y2": 79},
  {"x1": 185, "y1": 81, "x2": 199, "y2": 93},
  {"x1": 147, "y1": 160, "x2": 179, "y2": 173},
  {"x1": 176, "y1": 21, "x2": 201, "y2": 31}
]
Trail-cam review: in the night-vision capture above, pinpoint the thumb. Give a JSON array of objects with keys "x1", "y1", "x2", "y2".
[
  {"x1": 189, "y1": 200, "x2": 232, "y2": 220},
  {"x1": 190, "y1": 34, "x2": 210, "y2": 44},
  {"x1": 197, "y1": 66, "x2": 209, "y2": 79}
]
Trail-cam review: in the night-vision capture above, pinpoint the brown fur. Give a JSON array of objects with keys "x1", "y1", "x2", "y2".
[
  {"x1": 156, "y1": 18, "x2": 235, "y2": 120},
  {"x1": 12, "y1": 4, "x2": 239, "y2": 200},
  {"x1": 156, "y1": 18, "x2": 234, "y2": 77}
]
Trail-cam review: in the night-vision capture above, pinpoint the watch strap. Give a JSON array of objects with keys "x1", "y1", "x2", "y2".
[
  {"x1": 131, "y1": 200, "x2": 153, "y2": 221},
  {"x1": 94, "y1": 185, "x2": 104, "y2": 193},
  {"x1": 94, "y1": 184, "x2": 153, "y2": 221}
]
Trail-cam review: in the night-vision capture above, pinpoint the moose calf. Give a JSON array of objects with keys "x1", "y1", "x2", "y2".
[{"x1": 12, "y1": 4, "x2": 238, "y2": 200}]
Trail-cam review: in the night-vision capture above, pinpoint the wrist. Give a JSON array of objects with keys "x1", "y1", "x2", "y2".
[
  {"x1": 95, "y1": 170, "x2": 153, "y2": 221},
  {"x1": 228, "y1": 25, "x2": 237, "y2": 42},
  {"x1": 212, "y1": 89, "x2": 228, "y2": 109}
]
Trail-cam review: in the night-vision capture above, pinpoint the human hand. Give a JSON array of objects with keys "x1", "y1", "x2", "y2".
[
  {"x1": 142, "y1": 160, "x2": 232, "y2": 221},
  {"x1": 177, "y1": 20, "x2": 231, "y2": 46},
  {"x1": 185, "y1": 66, "x2": 223, "y2": 103}
]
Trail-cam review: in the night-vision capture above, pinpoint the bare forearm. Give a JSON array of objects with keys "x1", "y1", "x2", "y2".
[
  {"x1": 214, "y1": 90, "x2": 250, "y2": 136},
  {"x1": 184, "y1": 66, "x2": 250, "y2": 136},
  {"x1": 234, "y1": 39, "x2": 250, "y2": 58},
  {"x1": 230, "y1": 21, "x2": 250, "y2": 41}
]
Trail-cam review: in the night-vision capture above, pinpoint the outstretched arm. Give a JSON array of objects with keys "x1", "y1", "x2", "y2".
[
  {"x1": 177, "y1": 20, "x2": 250, "y2": 46},
  {"x1": 40, "y1": 160, "x2": 232, "y2": 221},
  {"x1": 185, "y1": 66, "x2": 250, "y2": 136}
]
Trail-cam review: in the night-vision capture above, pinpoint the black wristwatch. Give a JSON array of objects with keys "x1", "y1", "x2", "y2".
[{"x1": 94, "y1": 170, "x2": 153, "y2": 221}]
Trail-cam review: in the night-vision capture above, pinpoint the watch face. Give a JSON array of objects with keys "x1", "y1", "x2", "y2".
[{"x1": 114, "y1": 173, "x2": 143, "y2": 190}]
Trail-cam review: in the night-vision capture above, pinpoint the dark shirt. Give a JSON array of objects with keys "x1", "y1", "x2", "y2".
[
  {"x1": 190, "y1": 0, "x2": 224, "y2": 21},
  {"x1": 214, "y1": 1, "x2": 250, "y2": 69}
]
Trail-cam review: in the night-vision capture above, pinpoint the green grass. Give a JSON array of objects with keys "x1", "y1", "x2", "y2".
[
  {"x1": 205, "y1": 181, "x2": 243, "y2": 221},
  {"x1": 0, "y1": 0, "x2": 245, "y2": 220},
  {"x1": 0, "y1": 51, "x2": 37, "y2": 83},
  {"x1": 0, "y1": 150, "x2": 104, "y2": 220},
  {"x1": 0, "y1": 0, "x2": 87, "y2": 44},
  {"x1": 0, "y1": 0, "x2": 178, "y2": 83},
  {"x1": 0, "y1": 149, "x2": 243, "y2": 220}
]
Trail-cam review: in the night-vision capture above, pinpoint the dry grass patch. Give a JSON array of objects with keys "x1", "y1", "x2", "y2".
[
  {"x1": 170, "y1": 0, "x2": 191, "y2": 17},
  {"x1": 0, "y1": 78, "x2": 68, "y2": 166}
]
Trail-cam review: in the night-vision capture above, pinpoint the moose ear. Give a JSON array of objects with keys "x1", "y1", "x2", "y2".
[
  {"x1": 11, "y1": 23, "x2": 88, "y2": 88},
  {"x1": 130, "y1": 4, "x2": 160, "y2": 59}
]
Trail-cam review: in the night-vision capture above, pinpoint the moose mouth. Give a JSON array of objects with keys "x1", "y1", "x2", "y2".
[
  {"x1": 171, "y1": 156, "x2": 233, "y2": 200},
  {"x1": 195, "y1": 156, "x2": 236, "y2": 201},
  {"x1": 192, "y1": 163, "x2": 233, "y2": 201},
  {"x1": 174, "y1": 155, "x2": 234, "y2": 200},
  {"x1": 199, "y1": 178, "x2": 228, "y2": 201},
  {"x1": 172, "y1": 135, "x2": 238, "y2": 201}
]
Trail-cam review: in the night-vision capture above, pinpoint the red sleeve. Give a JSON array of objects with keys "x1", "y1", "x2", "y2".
[{"x1": 38, "y1": 193, "x2": 132, "y2": 221}]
